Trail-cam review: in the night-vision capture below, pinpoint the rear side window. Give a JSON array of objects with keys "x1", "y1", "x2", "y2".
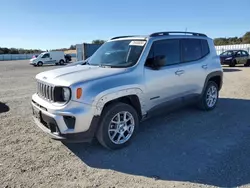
[
  {"x1": 181, "y1": 39, "x2": 202, "y2": 62},
  {"x1": 201, "y1": 39, "x2": 210, "y2": 57},
  {"x1": 242, "y1": 51, "x2": 249, "y2": 56},
  {"x1": 152, "y1": 39, "x2": 181, "y2": 66}
]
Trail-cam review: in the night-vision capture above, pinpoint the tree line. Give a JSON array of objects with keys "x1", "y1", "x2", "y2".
[
  {"x1": 52, "y1": 40, "x2": 106, "y2": 52},
  {"x1": 1, "y1": 33, "x2": 249, "y2": 55},
  {"x1": 0, "y1": 47, "x2": 42, "y2": 55},
  {"x1": 0, "y1": 40, "x2": 105, "y2": 55},
  {"x1": 214, "y1": 31, "x2": 250, "y2": 46}
]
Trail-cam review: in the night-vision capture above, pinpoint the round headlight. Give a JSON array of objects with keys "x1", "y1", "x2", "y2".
[{"x1": 62, "y1": 87, "x2": 71, "y2": 101}]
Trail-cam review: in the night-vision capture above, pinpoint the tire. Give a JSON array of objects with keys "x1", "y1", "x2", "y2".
[
  {"x1": 229, "y1": 59, "x2": 236, "y2": 67},
  {"x1": 197, "y1": 81, "x2": 219, "y2": 111},
  {"x1": 37, "y1": 61, "x2": 43, "y2": 66},
  {"x1": 59, "y1": 60, "x2": 65, "y2": 65},
  {"x1": 96, "y1": 102, "x2": 139, "y2": 150}
]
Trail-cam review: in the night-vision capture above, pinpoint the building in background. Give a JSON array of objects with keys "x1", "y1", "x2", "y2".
[{"x1": 76, "y1": 43, "x2": 102, "y2": 61}]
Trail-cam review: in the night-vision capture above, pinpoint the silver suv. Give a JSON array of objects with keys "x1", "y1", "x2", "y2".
[{"x1": 31, "y1": 31, "x2": 223, "y2": 150}]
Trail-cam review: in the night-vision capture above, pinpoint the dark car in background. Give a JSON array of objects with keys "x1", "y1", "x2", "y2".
[
  {"x1": 32, "y1": 54, "x2": 39, "y2": 59},
  {"x1": 64, "y1": 54, "x2": 72, "y2": 63},
  {"x1": 220, "y1": 50, "x2": 250, "y2": 67}
]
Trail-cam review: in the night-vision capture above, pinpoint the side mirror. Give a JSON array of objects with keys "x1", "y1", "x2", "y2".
[
  {"x1": 146, "y1": 55, "x2": 166, "y2": 70},
  {"x1": 152, "y1": 55, "x2": 166, "y2": 69}
]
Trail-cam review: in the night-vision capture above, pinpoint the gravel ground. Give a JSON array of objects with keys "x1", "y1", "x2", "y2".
[{"x1": 1, "y1": 60, "x2": 250, "y2": 188}]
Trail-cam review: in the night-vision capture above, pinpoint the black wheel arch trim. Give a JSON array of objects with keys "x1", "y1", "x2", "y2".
[{"x1": 201, "y1": 71, "x2": 223, "y2": 96}]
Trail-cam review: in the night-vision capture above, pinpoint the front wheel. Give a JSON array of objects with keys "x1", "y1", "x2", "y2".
[
  {"x1": 96, "y1": 102, "x2": 139, "y2": 150},
  {"x1": 37, "y1": 61, "x2": 43, "y2": 66},
  {"x1": 198, "y1": 81, "x2": 219, "y2": 111},
  {"x1": 59, "y1": 60, "x2": 65, "y2": 65},
  {"x1": 229, "y1": 59, "x2": 236, "y2": 67}
]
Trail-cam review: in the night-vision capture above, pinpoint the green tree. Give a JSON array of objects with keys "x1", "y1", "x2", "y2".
[
  {"x1": 242, "y1": 32, "x2": 250, "y2": 44},
  {"x1": 69, "y1": 45, "x2": 76, "y2": 50},
  {"x1": 92, "y1": 39, "x2": 106, "y2": 44}
]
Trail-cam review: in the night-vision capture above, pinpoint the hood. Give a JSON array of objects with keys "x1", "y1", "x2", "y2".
[
  {"x1": 36, "y1": 65, "x2": 126, "y2": 86},
  {"x1": 30, "y1": 57, "x2": 37, "y2": 61},
  {"x1": 220, "y1": 54, "x2": 232, "y2": 58}
]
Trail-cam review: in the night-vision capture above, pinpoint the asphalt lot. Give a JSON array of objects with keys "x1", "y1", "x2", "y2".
[{"x1": 1, "y1": 60, "x2": 250, "y2": 188}]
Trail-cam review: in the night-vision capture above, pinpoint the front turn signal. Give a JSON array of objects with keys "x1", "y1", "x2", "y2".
[{"x1": 76, "y1": 88, "x2": 82, "y2": 99}]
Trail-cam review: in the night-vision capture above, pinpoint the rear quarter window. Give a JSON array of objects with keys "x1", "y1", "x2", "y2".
[
  {"x1": 181, "y1": 39, "x2": 202, "y2": 62},
  {"x1": 201, "y1": 39, "x2": 210, "y2": 57}
]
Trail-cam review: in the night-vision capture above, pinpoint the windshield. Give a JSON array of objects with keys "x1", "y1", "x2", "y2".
[
  {"x1": 220, "y1": 51, "x2": 237, "y2": 56},
  {"x1": 87, "y1": 40, "x2": 146, "y2": 68},
  {"x1": 37, "y1": 52, "x2": 46, "y2": 58}
]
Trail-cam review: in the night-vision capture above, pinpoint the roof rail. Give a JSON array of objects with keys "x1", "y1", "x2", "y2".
[
  {"x1": 111, "y1": 35, "x2": 138, "y2": 40},
  {"x1": 150, "y1": 31, "x2": 207, "y2": 37}
]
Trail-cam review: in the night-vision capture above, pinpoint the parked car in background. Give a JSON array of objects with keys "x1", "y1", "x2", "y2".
[
  {"x1": 220, "y1": 50, "x2": 250, "y2": 67},
  {"x1": 64, "y1": 54, "x2": 72, "y2": 63},
  {"x1": 31, "y1": 31, "x2": 223, "y2": 150},
  {"x1": 32, "y1": 54, "x2": 39, "y2": 59},
  {"x1": 30, "y1": 51, "x2": 65, "y2": 66}
]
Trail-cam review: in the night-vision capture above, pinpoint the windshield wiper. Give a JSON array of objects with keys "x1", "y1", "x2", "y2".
[
  {"x1": 82, "y1": 60, "x2": 89, "y2": 65},
  {"x1": 99, "y1": 64, "x2": 111, "y2": 68}
]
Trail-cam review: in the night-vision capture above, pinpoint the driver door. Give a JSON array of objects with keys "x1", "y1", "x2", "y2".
[
  {"x1": 42, "y1": 53, "x2": 51, "y2": 64},
  {"x1": 144, "y1": 39, "x2": 185, "y2": 111}
]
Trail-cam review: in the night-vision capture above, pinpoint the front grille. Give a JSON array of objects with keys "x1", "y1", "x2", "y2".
[{"x1": 37, "y1": 81, "x2": 54, "y2": 101}]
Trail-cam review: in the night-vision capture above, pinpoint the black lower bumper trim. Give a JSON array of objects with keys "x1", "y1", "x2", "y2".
[{"x1": 54, "y1": 116, "x2": 100, "y2": 143}]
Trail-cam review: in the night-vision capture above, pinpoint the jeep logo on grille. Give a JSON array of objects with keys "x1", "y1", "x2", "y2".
[{"x1": 43, "y1": 76, "x2": 47, "y2": 80}]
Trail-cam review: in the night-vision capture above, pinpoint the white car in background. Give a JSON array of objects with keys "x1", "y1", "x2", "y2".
[{"x1": 30, "y1": 51, "x2": 65, "y2": 66}]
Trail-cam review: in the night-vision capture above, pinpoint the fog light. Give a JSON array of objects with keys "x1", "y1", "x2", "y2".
[{"x1": 63, "y1": 116, "x2": 75, "y2": 129}]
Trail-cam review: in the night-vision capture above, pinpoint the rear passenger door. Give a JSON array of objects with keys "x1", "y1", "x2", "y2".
[
  {"x1": 235, "y1": 51, "x2": 243, "y2": 64},
  {"x1": 178, "y1": 38, "x2": 210, "y2": 96}
]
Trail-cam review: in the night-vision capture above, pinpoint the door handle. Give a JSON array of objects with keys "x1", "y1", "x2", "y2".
[
  {"x1": 175, "y1": 70, "x2": 184, "y2": 76},
  {"x1": 202, "y1": 64, "x2": 208, "y2": 69}
]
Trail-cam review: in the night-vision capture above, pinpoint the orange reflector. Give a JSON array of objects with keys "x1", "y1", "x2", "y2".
[{"x1": 76, "y1": 88, "x2": 82, "y2": 99}]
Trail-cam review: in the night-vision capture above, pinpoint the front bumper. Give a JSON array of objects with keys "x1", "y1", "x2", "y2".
[
  {"x1": 30, "y1": 61, "x2": 37, "y2": 65},
  {"x1": 31, "y1": 94, "x2": 99, "y2": 142}
]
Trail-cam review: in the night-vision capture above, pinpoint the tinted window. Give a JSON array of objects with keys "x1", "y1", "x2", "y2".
[
  {"x1": 236, "y1": 51, "x2": 242, "y2": 56},
  {"x1": 201, "y1": 39, "x2": 210, "y2": 57},
  {"x1": 220, "y1": 51, "x2": 237, "y2": 56},
  {"x1": 42, "y1": 53, "x2": 50, "y2": 58},
  {"x1": 153, "y1": 39, "x2": 180, "y2": 66},
  {"x1": 182, "y1": 39, "x2": 202, "y2": 62},
  {"x1": 242, "y1": 51, "x2": 248, "y2": 56}
]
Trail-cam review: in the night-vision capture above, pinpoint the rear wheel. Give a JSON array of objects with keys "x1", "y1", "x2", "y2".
[
  {"x1": 229, "y1": 59, "x2": 236, "y2": 67},
  {"x1": 198, "y1": 81, "x2": 219, "y2": 111},
  {"x1": 96, "y1": 102, "x2": 139, "y2": 150},
  {"x1": 37, "y1": 61, "x2": 43, "y2": 66}
]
